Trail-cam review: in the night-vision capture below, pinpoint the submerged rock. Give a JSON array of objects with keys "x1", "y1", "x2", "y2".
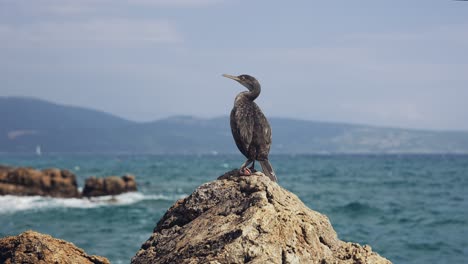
[
  {"x1": 132, "y1": 170, "x2": 391, "y2": 264},
  {"x1": 82, "y1": 174, "x2": 137, "y2": 197},
  {"x1": 0, "y1": 166, "x2": 80, "y2": 198},
  {"x1": 0, "y1": 230, "x2": 109, "y2": 264}
]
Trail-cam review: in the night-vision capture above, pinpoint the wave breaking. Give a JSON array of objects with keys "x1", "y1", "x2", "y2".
[{"x1": 0, "y1": 192, "x2": 187, "y2": 213}]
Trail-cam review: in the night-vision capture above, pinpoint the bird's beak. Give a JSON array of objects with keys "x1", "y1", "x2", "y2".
[{"x1": 222, "y1": 74, "x2": 240, "y2": 82}]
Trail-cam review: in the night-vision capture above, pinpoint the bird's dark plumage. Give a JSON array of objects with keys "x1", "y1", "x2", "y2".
[{"x1": 223, "y1": 74, "x2": 277, "y2": 182}]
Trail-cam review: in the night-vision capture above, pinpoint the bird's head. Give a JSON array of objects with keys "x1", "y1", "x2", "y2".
[{"x1": 222, "y1": 74, "x2": 260, "y2": 91}]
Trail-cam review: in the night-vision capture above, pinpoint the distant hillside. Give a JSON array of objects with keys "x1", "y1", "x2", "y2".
[
  {"x1": 1, "y1": 96, "x2": 468, "y2": 154},
  {"x1": 0, "y1": 97, "x2": 133, "y2": 152}
]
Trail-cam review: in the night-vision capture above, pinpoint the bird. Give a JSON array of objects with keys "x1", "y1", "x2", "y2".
[{"x1": 222, "y1": 73, "x2": 277, "y2": 182}]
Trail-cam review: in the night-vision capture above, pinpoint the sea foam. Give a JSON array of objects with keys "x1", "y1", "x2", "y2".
[{"x1": 0, "y1": 192, "x2": 187, "y2": 213}]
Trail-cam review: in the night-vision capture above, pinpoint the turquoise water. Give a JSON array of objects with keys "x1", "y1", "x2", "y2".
[{"x1": 0, "y1": 154, "x2": 467, "y2": 263}]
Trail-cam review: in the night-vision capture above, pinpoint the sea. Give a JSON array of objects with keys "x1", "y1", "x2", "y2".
[{"x1": 0, "y1": 154, "x2": 466, "y2": 264}]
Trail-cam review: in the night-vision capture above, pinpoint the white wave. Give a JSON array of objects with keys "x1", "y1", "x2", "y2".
[{"x1": 0, "y1": 192, "x2": 187, "y2": 214}]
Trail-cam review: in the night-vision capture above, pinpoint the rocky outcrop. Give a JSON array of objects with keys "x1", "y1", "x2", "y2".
[
  {"x1": 132, "y1": 170, "x2": 391, "y2": 264},
  {"x1": 0, "y1": 166, "x2": 80, "y2": 198},
  {"x1": 0, "y1": 165, "x2": 138, "y2": 198},
  {"x1": 82, "y1": 174, "x2": 137, "y2": 197},
  {"x1": 0, "y1": 230, "x2": 109, "y2": 264}
]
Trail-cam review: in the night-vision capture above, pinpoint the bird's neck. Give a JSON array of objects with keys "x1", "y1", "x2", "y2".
[{"x1": 244, "y1": 84, "x2": 261, "y2": 101}]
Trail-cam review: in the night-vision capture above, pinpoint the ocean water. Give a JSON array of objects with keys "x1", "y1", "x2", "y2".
[{"x1": 0, "y1": 154, "x2": 467, "y2": 264}]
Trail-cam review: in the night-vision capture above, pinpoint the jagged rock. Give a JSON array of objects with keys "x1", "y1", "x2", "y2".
[
  {"x1": 0, "y1": 166, "x2": 80, "y2": 198},
  {"x1": 132, "y1": 170, "x2": 391, "y2": 264},
  {"x1": 82, "y1": 174, "x2": 137, "y2": 197},
  {"x1": 0, "y1": 230, "x2": 109, "y2": 264}
]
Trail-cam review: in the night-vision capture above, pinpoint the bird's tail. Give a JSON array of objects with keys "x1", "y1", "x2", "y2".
[{"x1": 259, "y1": 160, "x2": 278, "y2": 182}]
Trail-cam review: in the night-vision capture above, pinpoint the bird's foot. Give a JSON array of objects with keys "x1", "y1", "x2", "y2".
[{"x1": 239, "y1": 167, "x2": 252, "y2": 176}]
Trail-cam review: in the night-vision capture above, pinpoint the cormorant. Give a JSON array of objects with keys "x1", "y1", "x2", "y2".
[{"x1": 222, "y1": 74, "x2": 278, "y2": 182}]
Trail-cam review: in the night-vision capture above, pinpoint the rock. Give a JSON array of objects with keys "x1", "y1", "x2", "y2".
[
  {"x1": 132, "y1": 170, "x2": 391, "y2": 264},
  {"x1": 0, "y1": 230, "x2": 109, "y2": 264},
  {"x1": 0, "y1": 165, "x2": 139, "y2": 198},
  {"x1": 0, "y1": 165, "x2": 13, "y2": 181},
  {"x1": 82, "y1": 174, "x2": 137, "y2": 197},
  {"x1": 0, "y1": 166, "x2": 80, "y2": 198}
]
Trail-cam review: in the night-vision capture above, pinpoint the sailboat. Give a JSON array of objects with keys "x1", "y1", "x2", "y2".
[{"x1": 36, "y1": 145, "x2": 42, "y2": 156}]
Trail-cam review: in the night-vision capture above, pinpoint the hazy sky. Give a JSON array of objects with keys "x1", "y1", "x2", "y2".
[{"x1": 1, "y1": 0, "x2": 467, "y2": 130}]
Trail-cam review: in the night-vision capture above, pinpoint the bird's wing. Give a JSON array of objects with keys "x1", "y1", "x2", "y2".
[
  {"x1": 230, "y1": 108, "x2": 254, "y2": 157},
  {"x1": 260, "y1": 113, "x2": 272, "y2": 145},
  {"x1": 255, "y1": 110, "x2": 272, "y2": 159}
]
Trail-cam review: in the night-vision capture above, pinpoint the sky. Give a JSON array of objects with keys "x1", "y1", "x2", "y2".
[{"x1": 1, "y1": 0, "x2": 467, "y2": 131}]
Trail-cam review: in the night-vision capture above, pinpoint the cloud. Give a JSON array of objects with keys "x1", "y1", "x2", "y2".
[
  {"x1": 0, "y1": 0, "x2": 225, "y2": 17},
  {"x1": 0, "y1": 0, "x2": 221, "y2": 49},
  {"x1": 128, "y1": 0, "x2": 225, "y2": 7},
  {"x1": 225, "y1": 23, "x2": 468, "y2": 83},
  {"x1": 339, "y1": 102, "x2": 425, "y2": 124},
  {"x1": 0, "y1": 19, "x2": 182, "y2": 49},
  {"x1": 346, "y1": 24, "x2": 468, "y2": 47}
]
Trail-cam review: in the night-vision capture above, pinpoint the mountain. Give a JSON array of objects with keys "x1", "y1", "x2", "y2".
[
  {"x1": 0, "y1": 97, "x2": 133, "y2": 152},
  {"x1": 1, "y1": 96, "x2": 468, "y2": 154}
]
